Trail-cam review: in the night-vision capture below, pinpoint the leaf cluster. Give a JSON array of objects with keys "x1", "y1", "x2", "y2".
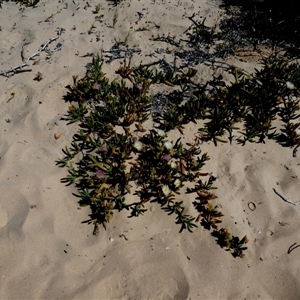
[
  {"x1": 58, "y1": 53, "x2": 248, "y2": 257},
  {"x1": 152, "y1": 55, "x2": 300, "y2": 152}
]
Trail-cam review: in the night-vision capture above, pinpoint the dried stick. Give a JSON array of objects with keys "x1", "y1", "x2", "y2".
[
  {"x1": 273, "y1": 188, "x2": 300, "y2": 206},
  {"x1": 0, "y1": 27, "x2": 64, "y2": 78},
  {"x1": 293, "y1": 144, "x2": 300, "y2": 157},
  {"x1": 287, "y1": 242, "x2": 300, "y2": 254}
]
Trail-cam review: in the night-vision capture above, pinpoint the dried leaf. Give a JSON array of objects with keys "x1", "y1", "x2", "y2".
[{"x1": 54, "y1": 133, "x2": 63, "y2": 140}]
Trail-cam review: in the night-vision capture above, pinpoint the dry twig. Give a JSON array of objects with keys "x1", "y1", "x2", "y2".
[
  {"x1": 287, "y1": 242, "x2": 300, "y2": 254},
  {"x1": 0, "y1": 28, "x2": 64, "y2": 78},
  {"x1": 293, "y1": 144, "x2": 300, "y2": 157},
  {"x1": 273, "y1": 188, "x2": 300, "y2": 206}
]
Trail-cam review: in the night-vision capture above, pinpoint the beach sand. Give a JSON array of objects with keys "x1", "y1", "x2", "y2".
[{"x1": 1, "y1": 1, "x2": 300, "y2": 299}]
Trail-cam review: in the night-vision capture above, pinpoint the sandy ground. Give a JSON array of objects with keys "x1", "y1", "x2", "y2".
[{"x1": 1, "y1": 0, "x2": 300, "y2": 299}]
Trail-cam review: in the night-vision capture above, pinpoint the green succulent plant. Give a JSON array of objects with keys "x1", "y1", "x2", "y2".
[
  {"x1": 58, "y1": 53, "x2": 248, "y2": 257},
  {"x1": 58, "y1": 6, "x2": 300, "y2": 259}
]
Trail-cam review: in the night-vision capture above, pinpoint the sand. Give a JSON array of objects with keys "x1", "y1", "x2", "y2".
[{"x1": 1, "y1": 0, "x2": 300, "y2": 299}]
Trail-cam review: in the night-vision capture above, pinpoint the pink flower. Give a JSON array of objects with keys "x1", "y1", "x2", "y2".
[
  {"x1": 98, "y1": 144, "x2": 107, "y2": 152},
  {"x1": 96, "y1": 170, "x2": 105, "y2": 179},
  {"x1": 162, "y1": 154, "x2": 171, "y2": 161},
  {"x1": 93, "y1": 83, "x2": 100, "y2": 90},
  {"x1": 135, "y1": 83, "x2": 143, "y2": 91}
]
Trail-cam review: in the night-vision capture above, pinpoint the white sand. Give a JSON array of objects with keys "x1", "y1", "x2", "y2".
[{"x1": 1, "y1": 1, "x2": 300, "y2": 299}]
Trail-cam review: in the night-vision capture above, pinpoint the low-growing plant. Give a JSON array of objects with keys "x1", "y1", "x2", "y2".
[
  {"x1": 93, "y1": 4, "x2": 101, "y2": 14},
  {"x1": 33, "y1": 71, "x2": 43, "y2": 81},
  {"x1": 57, "y1": 1, "x2": 300, "y2": 259},
  {"x1": 58, "y1": 54, "x2": 248, "y2": 257},
  {"x1": 23, "y1": 0, "x2": 39, "y2": 6},
  {"x1": 145, "y1": 54, "x2": 300, "y2": 152}
]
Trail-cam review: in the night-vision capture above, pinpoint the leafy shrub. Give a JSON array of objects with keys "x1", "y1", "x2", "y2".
[
  {"x1": 156, "y1": 55, "x2": 300, "y2": 149},
  {"x1": 58, "y1": 54, "x2": 248, "y2": 258}
]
